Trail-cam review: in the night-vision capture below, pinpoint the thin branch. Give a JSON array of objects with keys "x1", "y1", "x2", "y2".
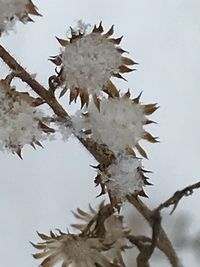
[
  {"x1": 127, "y1": 195, "x2": 180, "y2": 267},
  {"x1": 156, "y1": 181, "x2": 200, "y2": 214}
]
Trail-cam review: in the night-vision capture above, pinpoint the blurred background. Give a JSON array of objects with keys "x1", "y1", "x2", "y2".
[{"x1": 0, "y1": 0, "x2": 200, "y2": 266}]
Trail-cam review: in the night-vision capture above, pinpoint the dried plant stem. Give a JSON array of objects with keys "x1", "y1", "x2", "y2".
[
  {"x1": 127, "y1": 195, "x2": 180, "y2": 267},
  {"x1": 0, "y1": 44, "x2": 180, "y2": 267}
]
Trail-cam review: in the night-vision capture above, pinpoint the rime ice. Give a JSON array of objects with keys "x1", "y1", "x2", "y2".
[
  {"x1": 63, "y1": 32, "x2": 122, "y2": 95},
  {"x1": 73, "y1": 97, "x2": 146, "y2": 153},
  {"x1": 106, "y1": 154, "x2": 144, "y2": 202},
  {"x1": 0, "y1": 0, "x2": 28, "y2": 33},
  {"x1": 0, "y1": 81, "x2": 46, "y2": 153}
]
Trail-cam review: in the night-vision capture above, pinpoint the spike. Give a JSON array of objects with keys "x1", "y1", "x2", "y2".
[
  {"x1": 79, "y1": 89, "x2": 89, "y2": 108},
  {"x1": 144, "y1": 119, "x2": 157, "y2": 125},
  {"x1": 104, "y1": 25, "x2": 114, "y2": 37},
  {"x1": 32, "y1": 252, "x2": 49, "y2": 259},
  {"x1": 93, "y1": 94, "x2": 101, "y2": 111},
  {"x1": 92, "y1": 24, "x2": 98, "y2": 33},
  {"x1": 96, "y1": 21, "x2": 104, "y2": 33},
  {"x1": 116, "y1": 47, "x2": 127, "y2": 54},
  {"x1": 109, "y1": 36, "x2": 123, "y2": 45},
  {"x1": 59, "y1": 87, "x2": 68, "y2": 98},
  {"x1": 49, "y1": 55, "x2": 62, "y2": 66},
  {"x1": 50, "y1": 230, "x2": 56, "y2": 238},
  {"x1": 38, "y1": 121, "x2": 55, "y2": 133},
  {"x1": 136, "y1": 143, "x2": 148, "y2": 159},
  {"x1": 144, "y1": 179, "x2": 153, "y2": 186},
  {"x1": 30, "y1": 142, "x2": 36, "y2": 150},
  {"x1": 133, "y1": 91, "x2": 143, "y2": 104},
  {"x1": 143, "y1": 132, "x2": 159, "y2": 143},
  {"x1": 25, "y1": 1, "x2": 41, "y2": 16},
  {"x1": 56, "y1": 37, "x2": 69, "y2": 47},
  {"x1": 144, "y1": 103, "x2": 159, "y2": 115},
  {"x1": 70, "y1": 223, "x2": 85, "y2": 230},
  {"x1": 34, "y1": 140, "x2": 43, "y2": 148},
  {"x1": 123, "y1": 89, "x2": 131, "y2": 99},
  {"x1": 15, "y1": 147, "x2": 23, "y2": 159},
  {"x1": 121, "y1": 57, "x2": 137, "y2": 65},
  {"x1": 138, "y1": 190, "x2": 149, "y2": 198},
  {"x1": 112, "y1": 72, "x2": 127, "y2": 81},
  {"x1": 40, "y1": 255, "x2": 54, "y2": 267},
  {"x1": 37, "y1": 231, "x2": 51, "y2": 240},
  {"x1": 89, "y1": 204, "x2": 96, "y2": 214},
  {"x1": 69, "y1": 87, "x2": 79, "y2": 104},
  {"x1": 30, "y1": 242, "x2": 45, "y2": 250},
  {"x1": 76, "y1": 208, "x2": 88, "y2": 217},
  {"x1": 119, "y1": 65, "x2": 135, "y2": 73},
  {"x1": 103, "y1": 80, "x2": 119, "y2": 97},
  {"x1": 141, "y1": 168, "x2": 153, "y2": 174},
  {"x1": 126, "y1": 145, "x2": 136, "y2": 157}
]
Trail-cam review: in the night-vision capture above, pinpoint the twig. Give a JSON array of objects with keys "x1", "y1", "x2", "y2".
[
  {"x1": 127, "y1": 195, "x2": 180, "y2": 267},
  {"x1": 156, "y1": 181, "x2": 200, "y2": 214}
]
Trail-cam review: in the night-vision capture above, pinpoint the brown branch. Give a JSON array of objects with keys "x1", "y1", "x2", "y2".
[
  {"x1": 156, "y1": 181, "x2": 200, "y2": 214},
  {"x1": 81, "y1": 203, "x2": 114, "y2": 238},
  {"x1": 127, "y1": 195, "x2": 180, "y2": 267},
  {"x1": 130, "y1": 210, "x2": 161, "y2": 267}
]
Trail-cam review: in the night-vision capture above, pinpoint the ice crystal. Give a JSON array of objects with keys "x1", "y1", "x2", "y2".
[
  {"x1": 0, "y1": 81, "x2": 47, "y2": 154},
  {"x1": 63, "y1": 32, "x2": 122, "y2": 95},
  {"x1": 106, "y1": 154, "x2": 144, "y2": 203},
  {"x1": 0, "y1": 0, "x2": 28, "y2": 33},
  {"x1": 73, "y1": 97, "x2": 146, "y2": 153}
]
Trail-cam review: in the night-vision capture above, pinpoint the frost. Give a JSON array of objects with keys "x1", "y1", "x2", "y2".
[
  {"x1": 72, "y1": 97, "x2": 146, "y2": 153},
  {"x1": 0, "y1": 0, "x2": 28, "y2": 34},
  {"x1": 106, "y1": 154, "x2": 144, "y2": 202},
  {"x1": 0, "y1": 82, "x2": 48, "y2": 153},
  {"x1": 62, "y1": 32, "x2": 122, "y2": 95},
  {"x1": 55, "y1": 119, "x2": 73, "y2": 141}
]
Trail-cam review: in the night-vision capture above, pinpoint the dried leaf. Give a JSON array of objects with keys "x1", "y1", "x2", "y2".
[
  {"x1": 37, "y1": 232, "x2": 51, "y2": 240},
  {"x1": 56, "y1": 37, "x2": 69, "y2": 47},
  {"x1": 93, "y1": 94, "x2": 101, "y2": 111},
  {"x1": 79, "y1": 89, "x2": 89, "y2": 108},
  {"x1": 59, "y1": 87, "x2": 68, "y2": 98},
  {"x1": 103, "y1": 80, "x2": 119, "y2": 97},
  {"x1": 136, "y1": 143, "x2": 148, "y2": 159},
  {"x1": 25, "y1": 0, "x2": 41, "y2": 16},
  {"x1": 143, "y1": 132, "x2": 159, "y2": 143},
  {"x1": 119, "y1": 65, "x2": 135, "y2": 73},
  {"x1": 144, "y1": 103, "x2": 159, "y2": 115},
  {"x1": 121, "y1": 57, "x2": 137, "y2": 65},
  {"x1": 38, "y1": 121, "x2": 55, "y2": 133},
  {"x1": 123, "y1": 89, "x2": 131, "y2": 99},
  {"x1": 104, "y1": 25, "x2": 114, "y2": 37}
]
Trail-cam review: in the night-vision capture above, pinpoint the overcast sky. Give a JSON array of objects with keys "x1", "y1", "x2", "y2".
[{"x1": 0, "y1": 1, "x2": 200, "y2": 266}]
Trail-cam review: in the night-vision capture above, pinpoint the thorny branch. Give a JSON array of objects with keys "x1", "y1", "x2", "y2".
[{"x1": 1, "y1": 44, "x2": 199, "y2": 267}]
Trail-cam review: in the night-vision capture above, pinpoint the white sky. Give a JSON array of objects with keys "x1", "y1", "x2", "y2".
[{"x1": 0, "y1": 1, "x2": 200, "y2": 266}]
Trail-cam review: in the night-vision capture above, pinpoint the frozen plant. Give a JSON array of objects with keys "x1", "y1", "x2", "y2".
[{"x1": 0, "y1": 3, "x2": 199, "y2": 267}]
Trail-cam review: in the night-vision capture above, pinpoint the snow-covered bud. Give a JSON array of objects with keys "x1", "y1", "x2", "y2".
[
  {"x1": 72, "y1": 91, "x2": 158, "y2": 157},
  {"x1": 0, "y1": 79, "x2": 53, "y2": 157},
  {"x1": 0, "y1": 0, "x2": 40, "y2": 34},
  {"x1": 50, "y1": 22, "x2": 137, "y2": 108}
]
